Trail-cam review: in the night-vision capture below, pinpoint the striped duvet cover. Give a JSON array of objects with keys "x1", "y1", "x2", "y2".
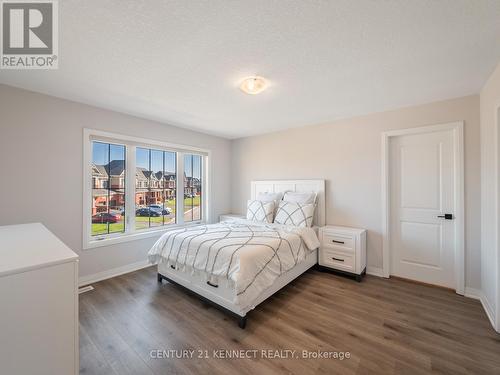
[{"x1": 148, "y1": 220, "x2": 320, "y2": 306}]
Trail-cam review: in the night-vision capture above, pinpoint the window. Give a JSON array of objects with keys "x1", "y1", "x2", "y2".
[
  {"x1": 91, "y1": 142, "x2": 126, "y2": 236},
  {"x1": 84, "y1": 129, "x2": 209, "y2": 249},
  {"x1": 135, "y1": 148, "x2": 177, "y2": 230}
]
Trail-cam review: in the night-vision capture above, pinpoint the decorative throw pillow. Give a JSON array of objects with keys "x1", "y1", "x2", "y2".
[
  {"x1": 274, "y1": 201, "x2": 315, "y2": 227},
  {"x1": 246, "y1": 200, "x2": 275, "y2": 223}
]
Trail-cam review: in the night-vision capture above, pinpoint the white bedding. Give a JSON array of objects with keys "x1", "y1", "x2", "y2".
[{"x1": 148, "y1": 219, "x2": 319, "y2": 306}]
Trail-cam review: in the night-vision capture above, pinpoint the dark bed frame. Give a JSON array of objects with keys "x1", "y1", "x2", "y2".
[{"x1": 157, "y1": 272, "x2": 248, "y2": 329}]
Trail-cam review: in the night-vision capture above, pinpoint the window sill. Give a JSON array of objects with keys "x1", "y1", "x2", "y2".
[{"x1": 83, "y1": 221, "x2": 204, "y2": 250}]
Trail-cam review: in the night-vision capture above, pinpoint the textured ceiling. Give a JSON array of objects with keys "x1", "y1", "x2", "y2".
[{"x1": 1, "y1": 1, "x2": 500, "y2": 139}]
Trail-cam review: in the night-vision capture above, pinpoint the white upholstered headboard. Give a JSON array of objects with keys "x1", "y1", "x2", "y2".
[{"x1": 251, "y1": 180, "x2": 326, "y2": 227}]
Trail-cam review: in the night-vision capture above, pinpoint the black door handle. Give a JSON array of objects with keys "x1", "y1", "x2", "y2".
[{"x1": 437, "y1": 214, "x2": 453, "y2": 220}]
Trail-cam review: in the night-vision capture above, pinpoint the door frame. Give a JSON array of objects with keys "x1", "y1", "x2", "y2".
[{"x1": 381, "y1": 121, "x2": 465, "y2": 295}]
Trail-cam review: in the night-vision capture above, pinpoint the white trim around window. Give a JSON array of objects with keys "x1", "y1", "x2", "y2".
[{"x1": 83, "y1": 128, "x2": 211, "y2": 250}]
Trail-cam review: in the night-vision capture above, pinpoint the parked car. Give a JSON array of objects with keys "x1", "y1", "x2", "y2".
[
  {"x1": 136, "y1": 208, "x2": 161, "y2": 217},
  {"x1": 92, "y1": 212, "x2": 120, "y2": 223},
  {"x1": 148, "y1": 204, "x2": 172, "y2": 215},
  {"x1": 109, "y1": 209, "x2": 122, "y2": 216}
]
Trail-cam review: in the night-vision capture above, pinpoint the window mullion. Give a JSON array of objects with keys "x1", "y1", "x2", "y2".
[
  {"x1": 126, "y1": 144, "x2": 137, "y2": 234},
  {"x1": 176, "y1": 153, "x2": 185, "y2": 225},
  {"x1": 200, "y1": 156, "x2": 204, "y2": 223},
  {"x1": 107, "y1": 143, "x2": 111, "y2": 235},
  {"x1": 162, "y1": 151, "x2": 166, "y2": 226},
  {"x1": 204, "y1": 155, "x2": 209, "y2": 223},
  {"x1": 148, "y1": 149, "x2": 152, "y2": 228}
]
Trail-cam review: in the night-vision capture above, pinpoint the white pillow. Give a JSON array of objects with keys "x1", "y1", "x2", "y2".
[
  {"x1": 283, "y1": 191, "x2": 317, "y2": 204},
  {"x1": 274, "y1": 201, "x2": 315, "y2": 227},
  {"x1": 256, "y1": 191, "x2": 283, "y2": 203},
  {"x1": 246, "y1": 200, "x2": 275, "y2": 223}
]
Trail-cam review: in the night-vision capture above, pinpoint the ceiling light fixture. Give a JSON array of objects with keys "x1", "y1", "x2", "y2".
[{"x1": 239, "y1": 76, "x2": 268, "y2": 95}]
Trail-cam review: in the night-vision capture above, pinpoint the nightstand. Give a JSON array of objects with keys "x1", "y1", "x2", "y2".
[
  {"x1": 318, "y1": 225, "x2": 367, "y2": 282},
  {"x1": 219, "y1": 214, "x2": 245, "y2": 223}
]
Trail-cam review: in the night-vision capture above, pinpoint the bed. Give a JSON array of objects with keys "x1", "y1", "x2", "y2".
[{"x1": 149, "y1": 180, "x2": 325, "y2": 328}]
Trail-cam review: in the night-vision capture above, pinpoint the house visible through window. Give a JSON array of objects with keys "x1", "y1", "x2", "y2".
[
  {"x1": 91, "y1": 142, "x2": 126, "y2": 236},
  {"x1": 184, "y1": 154, "x2": 202, "y2": 222},
  {"x1": 85, "y1": 130, "x2": 208, "y2": 248},
  {"x1": 135, "y1": 147, "x2": 177, "y2": 230}
]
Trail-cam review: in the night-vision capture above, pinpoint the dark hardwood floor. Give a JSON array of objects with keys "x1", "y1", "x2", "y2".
[{"x1": 79, "y1": 266, "x2": 500, "y2": 375}]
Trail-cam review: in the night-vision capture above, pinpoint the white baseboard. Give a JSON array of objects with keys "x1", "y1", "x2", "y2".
[
  {"x1": 464, "y1": 287, "x2": 481, "y2": 300},
  {"x1": 464, "y1": 287, "x2": 497, "y2": 332},
  {"x1": 78, "y1": 285, "x2": 95, "y2": 294},
  {"x1": 366, "y1": 266, "x2": 385, "y2": 278},
  {"x1": 79, "y1": 259, "x2": 151, "y2": 287},
  {"x1": 479, "y1": 293, "x2": 497, "y2": 332}
]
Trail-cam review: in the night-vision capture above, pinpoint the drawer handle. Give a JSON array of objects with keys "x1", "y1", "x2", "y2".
[
  {"x1": 332, "y1": 257, "x2": 344, "y2": 262},
  {"x1": 331, "y1": 240, "x2": 345, "y2": 244},
  {"x1": 207, "y1": 281, "x2": 219, "y2": 288}
]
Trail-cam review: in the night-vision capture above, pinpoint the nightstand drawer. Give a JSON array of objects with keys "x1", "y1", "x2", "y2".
[
  {"x1": 322, "y1": 233, "x2": 354, "y2": 251},
  {"x1": 320, "y1": 248, "x2": 355, "y2": 272}
]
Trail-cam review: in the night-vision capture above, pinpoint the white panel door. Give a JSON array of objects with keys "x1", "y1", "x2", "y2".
[{"x1": 390, "y1": 129, "x2": 456, "y2": 288}]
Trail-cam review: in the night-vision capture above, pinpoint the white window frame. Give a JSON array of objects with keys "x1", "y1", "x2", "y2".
[{"x1": 83, "y1": 128, "x2": 211, "y2": 250}]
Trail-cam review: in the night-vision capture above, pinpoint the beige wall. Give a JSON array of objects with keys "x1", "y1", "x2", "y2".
[
  {"x1": 480, "y1": 62, "x2": 500, "y2": 330},
  {"x1": 0, "y1": 84, "x2": 232, "y2": 279},
  {"x1": 231, "y1": 95, "x2": 481, "y2": 289}
]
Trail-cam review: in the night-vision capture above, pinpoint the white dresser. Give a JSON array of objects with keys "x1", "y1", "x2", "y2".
[
  {"x1": 0, "y1": 223, "x2": 79, "y2": 375},
  {"x1": 318, "y1": 225, "x2": 367, "y2": 282}
]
